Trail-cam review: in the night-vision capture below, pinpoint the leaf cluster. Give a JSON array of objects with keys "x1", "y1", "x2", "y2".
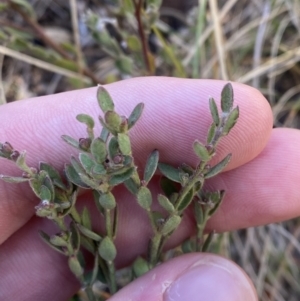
[{"x1": 0, "y1": 83, "x2": 239, "y2": 299}]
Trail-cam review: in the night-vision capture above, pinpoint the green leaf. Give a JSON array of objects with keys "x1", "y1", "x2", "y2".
[
  {"x1": 79, "y1": 153, "x2": 95, "y2": 174},
  {"x1": 91, "y1": 138, "x2": 107, "y2": 164},
  {"x1": 61, "y1": 135, "x2": 80, "y2": 150},
  {"x1": 99, "y1": 192, "x2": 116, "y2": 210},
  {"x1": 100, "y1": 127, "x2": 110, "y2": 142},
  {"x1": 136, "y1": 186, "x2": 152, "y2": 209},
  {"x1": 29, "y1": 178, "x2": 42, "y2": 198},
  {"x1": 115, "y1": 56, "x2": 133, "y2": 74},
  {"x1": 158, "y1": 163, "x2": 181, "y2": 183},
  {"x1": 65, "y1": 164, "x2": 89, "y2": 188},
  {"x1": 108, "y1": 137, "x2": 119, "y2": 159},
  {"x1": 0, "y1": 175, "x2": 29, "y2": 183},
  {"x1": 98, "y1": 236, "x2": 116, "y2": 262},
  {"x1": 49, "y1": 234, "x2": 69, "y2": 247},
  {"x1": 161, "y1": 215, "x2": 181, "y2": 236},
  {"x1": 76, "y1": 114, "x2": 95, "y2": 129},
  {"x1": 194, "y1": 201, "x2": 204, "y2": 225},
  {"x1": 81, "y1": 207, "x2": 92, "y2": 230},
  {"x1": 80, "y1": 234, "x2": 96, "y2": 254},
  {"x1": 132, "y1": 257, "x2": 149, "y2": 277},
  {"x1": 90, "y1": 252, "x2": 99, "y2": 285},
  {"x1": 206, "y1": 123, "x2": 216, "y2": 144},
  {"x1": 39, "y1": 230, "x2": 65, "y2": 255},
  {"x1": 68, "y1": 255, "x2": 84, "y2": 278},
  {"x1": 15, "y1": 151, "x2": 32, "y2": 174},
  {"x1": 208, "y1": 190, "x2": 225, "y2": 217},
  {"x1": 204, "y1": 154, "x2": 232, "y2": 179},
  {"x1": 108, "y1": 167, "x2": 135, "y2": 186},
  {"x1": 97, "y1": 86, "x2": 114, "y2": 113},
  {"x1": 193, "y1": 140, "x2": 210, "y2": 162},
  {"x1": 92, "y1": 163, "x2": 106, "y2": 175},
  {"x1": 39, "y1": 185, "x2": 52, "y2": 201},
  {"x1": 209, "y1": 97, "x2": 220, "y2": 126},
  {"x1": 202, "y1": 232, "x2": 215, "y2": 252},
  {"x1": 117, "y1": 133, "x2": 131, "y2": 155},
  {"x1": 77, "y1": 223, "x2": 102, "y2": 242},
  {"x1": 78, "y1": 173, "x2": 99, "y2": 190},
  {"x1": 177, "y1": 187, "x2": 194, "y2": 212},
  {"x1": 124, "y1": 177, "x2": 140, "y2": 195},
  {"x1": 42, "y1": 173, "x2": 55, "y2": 201},
  {"x1": 158, "y1": 194, "x2": 175, "y2": 213},
  {"x1": 144, "y1": 149, "x2": 159, "y2": 184},
  {"x1": 128, "y1": 103, "x2": 144, "y2": 129},
  {"x1": 221, "y1": 83, "x2": 234, "y2": 113},
  {"x1": 70, "y1": 221, "x2": 80, "y2": 253},
  {"x1": 39, "y1": 162, "x2": 66, "y2": 190},
  {"x1": 105, "y1": 111, "x2": 122, "y2": 132},
  {"x1": 222, "y1": 107, "x2": 239, "y2": 136}
]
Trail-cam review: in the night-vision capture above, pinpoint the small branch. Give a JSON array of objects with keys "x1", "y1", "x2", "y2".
[
  {"x1": 133, "y1": 0, "x2": 151, "y2": 74},
  {"x1": 8, "y1": 1, "x2": 101, "y2": 84}
]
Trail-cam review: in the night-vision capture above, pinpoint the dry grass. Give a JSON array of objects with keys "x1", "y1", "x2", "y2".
[{"x1": 1, "y1": 0, "x2": 300, "y2": 300}]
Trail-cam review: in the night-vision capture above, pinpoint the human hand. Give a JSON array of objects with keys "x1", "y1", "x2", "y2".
[{"x1": 0, "y1": 77, "x2": 299, "y2": 301}]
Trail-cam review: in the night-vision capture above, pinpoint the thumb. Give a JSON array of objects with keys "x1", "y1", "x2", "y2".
[{"x1": 110, "y1": 253, "x2": 257, "y2": 301}]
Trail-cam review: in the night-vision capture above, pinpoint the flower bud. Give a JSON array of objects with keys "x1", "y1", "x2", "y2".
[
  {"x1": 10, "y1": 150, "x2": 20, "y2": 161},
  {"x1": 1, "y1": 142, "x2": 14, "y2": 155},
  {"x1": 79, "y1": 138, "x2": 91, "y2": 151}
]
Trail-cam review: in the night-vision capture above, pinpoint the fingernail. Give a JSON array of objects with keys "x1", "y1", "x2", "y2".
[{"x1": 164, "y1": 256, "x2": 257, "y2": 301}]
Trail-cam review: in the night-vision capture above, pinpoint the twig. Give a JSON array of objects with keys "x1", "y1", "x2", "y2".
[
  {"x1": 0, "y1": 45, "x2": 91, "y2": 83},
  {"x1": 69, "y1": 0, "x2": 85, "y2": 86},
  {"x1": 8, "y1": 1, "x2": 101, "y2": 85},
  {"x1": 133, "y1": 0, "x2": 151, "y2": 74},
  {"x1": 209, "y1": 0, "x2": 228, "y2": 80}
]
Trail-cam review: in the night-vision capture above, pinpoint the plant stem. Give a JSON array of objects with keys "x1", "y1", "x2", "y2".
[
  {"x1": 133, "y1": 0, "x2": 152, "y2": 74},
  {"x1": 105, "y1": 209, "x2": 113, "y2": 238},
  {"x1": 149, "y1": 233, "x2": 162, "y2": 268},
  {"x1": 108, "y1": 261, "x2": 117, "y2": 294}
]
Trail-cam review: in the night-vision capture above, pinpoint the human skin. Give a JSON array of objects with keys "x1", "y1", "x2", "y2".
[{"x1": 0, "y1": 77, "x2": 299, "y2": 301}]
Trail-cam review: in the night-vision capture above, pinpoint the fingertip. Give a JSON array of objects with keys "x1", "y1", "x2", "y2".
[{"x1": 110, "y1": 253, "x2": 257, "y2": 301}]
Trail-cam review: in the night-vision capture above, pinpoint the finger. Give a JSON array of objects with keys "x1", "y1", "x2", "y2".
[
  {"x1": 0, "y1": 218, "x2": 257, "y2": 301},
  {"x1": 205, "y1": 127, "x2": 300, "y2": 232},
  {"x1": 0, "y1": 217, "x2": 79, "y2": 301},
  {"x1": 0, "y1": 78, "x2": 272, "y2": 244},
  {"x1": 110, "y1": 253, "x2": 257, "y2": 301}
]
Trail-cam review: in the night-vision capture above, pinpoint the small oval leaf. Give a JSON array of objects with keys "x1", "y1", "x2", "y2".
[
  {"x1": 158, "y1": 163, "x2": 181, "y2": 183},
  {"x1": 99, "y1": 192, "x2": 116, "y2": 210},
  {"x1": 222, "y1": 107, "x2": 239, "y2": 136},
  {"x1": 209, "y1": 97, "x2": 220, "y2": 126},
  {"x1": 132, "y1": 257, "x2": 149, "y2": 277},
  {"x1": 117, "y1": 133, "x2": 131, "y2": 156},
  {"x1": 158, "y1": 194, "x2": 175, "y2": 213},
  {"x1": 98, "y1": 236, "x2": 116, "y2": 262},
  {"x1": 91, "y1": 138, "x2": 107, "y2": 164},
  {"x1": 61, "y1": 135, "x2": 80, "y2": 150},
  {"x1": 136, "y1": 186, "x2": 152, "y2": 209},
  {"x1": 0, "y1": 175, "x2": 30, "y2": 183},
  {"x1": 221, "y1": 83, "x2": 234, "y2": 113},
  {"x1": 144, "y1": 149, "x2": 159, "y2": 184},
  {"x1": 108, "y1": 167, "x2": 135, "y2": 186},
  {"x1": 97, "y1": 86, "x2": 114, "y2": 113},
  {"x1": 193, "y1": 140, "x2": 210, "y2": 162},
  {"x1": 204, "y1": 154, "x2": 232, "y2": 179},
  {"x1": 161, "y1": 215, "x2": 181, "y2": 236},
  {"x1": 128, "y1": 103, "x2": 144, "y2": 129},
  {"x1": 65, "y1": 164, "x2": 89, "y2": 188},
  {"x1": 76, "y1": 114, "x2": 95, "y2": 129}
]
